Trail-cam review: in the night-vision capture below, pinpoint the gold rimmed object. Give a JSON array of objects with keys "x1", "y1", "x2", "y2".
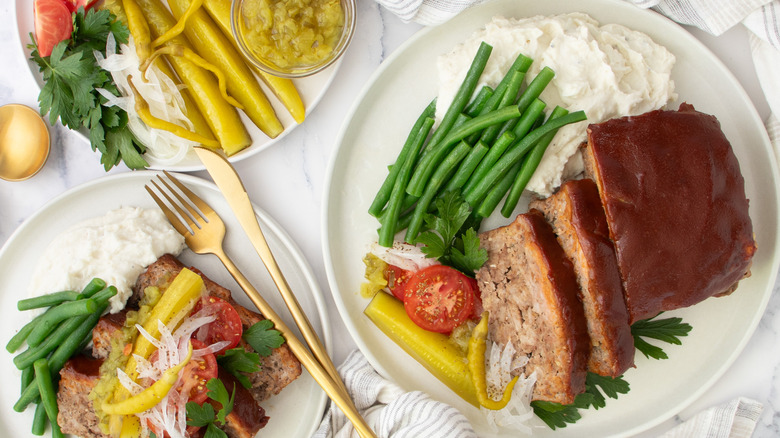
[
  {"x1": 0, "y1": 104, "x2": 50, "y2": 181},
  {"x1": 145, "y1": 171, "x2": 375, "y2": 438}
]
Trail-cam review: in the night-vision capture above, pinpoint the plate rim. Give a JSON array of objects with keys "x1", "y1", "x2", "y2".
[
  {"x1": 0, "y1": 170, "x2": 331, "y2": 438},
  {"x1": 321, "y1": 0, "x2": 780, "y2": 436}
]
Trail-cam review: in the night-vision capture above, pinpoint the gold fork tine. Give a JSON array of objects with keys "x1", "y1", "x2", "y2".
[
  {"x1": 153, "y1": 177, "x2": 202, "y2": 231},
  {"x1": 145, "y1": 184, "x2": 192, "y2": 238},
  {"x1": 163, "y1": 170, "x2": 213, "y2": 217}
]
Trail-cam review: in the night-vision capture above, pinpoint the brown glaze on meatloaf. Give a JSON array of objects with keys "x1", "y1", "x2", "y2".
[
  {"x1": 57, "y1": 355, "x2": 108, "y2": 438},
  {"x1": 583, "y1": 103, "x2": 756, "y2": 323},
  {"x1": 476, "y1": 210, "x2": 590, "y2": 404},
  {"x1": 531, "y1": 179, "x2": 634, "y2": 377}
]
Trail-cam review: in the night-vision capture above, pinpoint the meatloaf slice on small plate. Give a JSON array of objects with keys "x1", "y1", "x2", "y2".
[
  {"x1": 531, "y1": 178, "x2": 634, "y2": 377},
  {"x1": 476, "y1": 210, "x2": 590, "y2": 405}
]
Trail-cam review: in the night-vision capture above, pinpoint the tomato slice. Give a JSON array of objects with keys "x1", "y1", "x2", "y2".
[
  {"x1": 384, "y1": 264, "x2": 413, "y2": 301},
  {"x1": 192, "y1": 296, "x2": 243, "y2": 356},
  {"x1": 403, "y1": 265, "x2": 476, "y2": 334},
  {"x1": 179, "y1": 339, "x2": 218, "y2": 405},
  {"x1": 467, "y1": 277, "x2": 483, "y2": 321},
  {"x1": 34, "y1": 0, "x2": 73, "y2": 57},
  {"x1": 63, "y1": 0, "x2": 100, "y2": 13}
]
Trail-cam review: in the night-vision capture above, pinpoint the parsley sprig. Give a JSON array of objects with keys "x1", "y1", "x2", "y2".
[
  {"x1": 217, "y1": 320, "x2": 285, "y2": 388},
  {"x1": 186, "y1": 378, "x2": 236, "y2": 438},
  {"x1": 532, "y1": 314, "x2": 692, "y2": 429},
  {"x1": 416, "y1": 191, "x2": 488, "y2": 274},
  {"x1": 29, "y1": 8, "x2": 147, "y2": 170}
]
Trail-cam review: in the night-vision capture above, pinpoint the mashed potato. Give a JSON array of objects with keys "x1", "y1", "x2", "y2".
[
  {"x1": 28, "y1": 207, "x2": 186, "y2": 313},
  {"x1": 436, "y1": 13, "x2": 676, "y2": 196}
]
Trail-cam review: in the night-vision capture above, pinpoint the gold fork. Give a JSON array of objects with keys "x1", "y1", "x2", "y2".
[{"x1": 145, "y1": 172, "x2": 375, "y2": 438}]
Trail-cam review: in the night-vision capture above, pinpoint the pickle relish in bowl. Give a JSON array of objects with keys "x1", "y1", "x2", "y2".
[{"x1": 231, "y1": 0, "x2": 356, "y2": 78}]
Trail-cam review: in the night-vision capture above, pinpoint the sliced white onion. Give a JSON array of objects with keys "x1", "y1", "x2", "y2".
[
  {"x1": 481, "y1": 341, "x2": 537, "y2": 434},
  {"x1": 370, "y1": 241, "x2": 439, "y2": 272},
  {"x1": 94, "y1": 35, "x2": 198, "y2": 167}
]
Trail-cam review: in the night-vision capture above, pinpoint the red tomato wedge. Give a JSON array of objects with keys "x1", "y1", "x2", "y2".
[
  {"x1": 63, "y1": 0, "x2": 100, "y2": 13},
  {"x1": 385, "y1": 264, "x2": 413, "y2": 301},
  {"x1": 34, "y1": 0, "x2": 73, "y2": 57},
  {"x1": 403, "y1": 265, "x2": 476, "y2": 334},
  {"x1": 147, "y1": 339, "x2": 217, "y2": 406},
  {"x1": 192, "y1": 296, "x2": 243, "y2": 356}
]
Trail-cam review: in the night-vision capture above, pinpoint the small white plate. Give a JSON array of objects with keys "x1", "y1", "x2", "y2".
[
  {"x1": 0, "y1": 171, "x2": 330, "y2": 437},
  {"x1": 322, "y1": 0, "x2": 780, "y2": 436},
  {"x1": 12, "y1": 0, "x2": 339, "y2": 171}
]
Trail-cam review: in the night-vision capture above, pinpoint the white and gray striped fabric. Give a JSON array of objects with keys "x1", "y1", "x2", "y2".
[
  {"x1": 312, "y1": 350, "x2": 478, "y2": 438},
  {"x1": 373, "y1": 0, "x2": 780, "y2": 168}
]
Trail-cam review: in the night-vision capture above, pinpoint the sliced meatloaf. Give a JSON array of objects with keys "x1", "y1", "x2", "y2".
[
  {"x1": 531, "y1": 178, "x2": 634, "y2": 377},
  {"x1": 133, "y1": 254, "x2": 302, "y2": 403},
  {"x1": 57, "y1": 355, "x2": 105, "y2": 438},
  {"x1": 476, "y1": 210, "x2": 590, "y2": 405},
  {"x1": 582, "y1": 103, "x2": 757, "y2": 323}
]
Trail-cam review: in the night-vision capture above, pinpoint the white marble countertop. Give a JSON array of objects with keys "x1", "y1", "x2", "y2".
[{"x1": 1, "y1": 1, "x2": 778, "y2": 437}]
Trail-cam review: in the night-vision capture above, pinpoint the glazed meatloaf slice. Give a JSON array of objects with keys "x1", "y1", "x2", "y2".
[
  {"x1": 530, "y1": 178, "x2": 634, "y2": 377},
  {"x1": 582, "y1": 103, "x2": 757, "y2": 323},
  {"x1": 57, "y1": 355, "x2": 105, "y2": 438},
  {"x1": 476, "y1": 210, "x2": 590, "y2": 404},
  {"x1": 133, "y1": 254, "x2": 302, "y2": 402}
]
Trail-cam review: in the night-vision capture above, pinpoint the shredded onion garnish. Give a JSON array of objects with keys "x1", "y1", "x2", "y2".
[
  {"x1": 482, "y1": 341, "x2": 537, "y2": 434},
  {"x1": 116, "y1": 311, "x2": 226, "y2": 438},
  {"x1": 95, "y1": 33, "x2": 197, "y2": 167},
  {"x1": 369, "y1": 241, "x2": 439, "y2": 272}
]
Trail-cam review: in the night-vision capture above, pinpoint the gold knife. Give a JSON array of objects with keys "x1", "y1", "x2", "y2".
[{"x1": 194, "y1": 147, "x2": 373, "y2": 437}]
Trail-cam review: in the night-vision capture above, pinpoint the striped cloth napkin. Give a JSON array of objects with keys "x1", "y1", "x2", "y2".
[
  {"x1": 374, "y1": 0, "x2": 780, "y2": 162},
  {"x1": 312, "y1": 350, "x2": 478, "y2": 438}
]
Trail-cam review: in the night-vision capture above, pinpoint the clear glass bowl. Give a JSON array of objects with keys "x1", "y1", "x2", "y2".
[{"x1": 231, "y1": 0, "x2": 356, "y2": 78}]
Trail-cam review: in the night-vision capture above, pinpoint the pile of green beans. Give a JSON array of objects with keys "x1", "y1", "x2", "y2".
[
  {"x1": 7, "y1": 278, "x2": 116, "y2": 436},
  {"x1": 369, "y1": 41, "x2": 587, "y2": 245}
]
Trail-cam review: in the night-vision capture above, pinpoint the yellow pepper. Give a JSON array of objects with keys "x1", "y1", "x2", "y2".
[
  {"x1": 102, "y1": 342, "x2": 194, "y2": 415},
  {"x1": 107, "y1": 268, "x2": 204, "y2": 436},
  {"x1": 364, "y1": 292, "x2": 479, "y2": 406},
  {"x1": 467, "y1": 312, "x2": 518, "y2": 410}
]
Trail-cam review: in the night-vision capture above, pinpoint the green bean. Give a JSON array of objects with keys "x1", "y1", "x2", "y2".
[
  {"x1": 464, "y1": 86, "x2": 494, "y2": 117},
  {"x1": 476, "y1": 160, "x2": 524, "y2": 218},
  {"x1": 6, "y1": 307, "x2": 55, "y2": 353},
  {"x1": 479, "y1": 70, "x2": 526, "y2": 144},
  {"x1": 21, "y1": 366, "x2": 34, "y2": 394},
  {"x1": 501, "y1": 107, "x2": 570, "y2": 217},
  {"x1": 407, "y1": 105, "x2": 521, "y2": 197},
  {"x1": 14, "y1": 314, "x2": 90, "y2": 370},
  {"x1": 26, "y1": 299, "x2": 99, "y2": 347},
  {"x1": 369, "y1": 99, "x2": 437, "y2": 217},
  {"x1": 32, "y1": 402, "x2": 47, "y2": 436},
  {"x1": 443, "y1": 141, "x2": 489, "y2": 193},
  {"x1": 378, "y1": 117, "x2": 435, "y2": 247},
  {"x1": 510, "y1": 98, "x2": 547, "y2": 140},
  {"x1": 516, "y1": 66, "x2": 555, "y2": 115},
  {"x1": 465, "y1": 52, "x2": 532, "y2": 145},
  {"x1": 425, "y1": 42, "x2": 492, "y2": 154},
  {"x1": 463, "y1": 109, "x2": 587, "y2": 207},
  {"x1": 462, "y1": 131, "x2": 518, "y2": 196},
  {"x1": 33, "y1": 359, "x2": 63, "y2": 438},
  {"x1": 75, "y1": 278, "x2": 107, "y2": 299},
  {"x1": 17, "y1": 291, "x2": 79, "y2": 311},
  {"x1": 91, "y1": 285, "x2": 118, "y2": 305},
  {"x1": 405, "y1": 142, "x2": 472, "y2": 243},
  {"x1": 15, "y1": 307, "x2": 106, "y2": 412}
]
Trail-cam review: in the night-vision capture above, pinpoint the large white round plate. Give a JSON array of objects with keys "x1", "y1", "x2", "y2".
[
  {"x1": 11, "y1": 0, "x2": 339, "y2": 171},
  {"x1": 0, "y1": 171, "x2": 329, "y2": 437},
  {"x1": 322, "y1": 0, "x2": 780, "y2": 436}
]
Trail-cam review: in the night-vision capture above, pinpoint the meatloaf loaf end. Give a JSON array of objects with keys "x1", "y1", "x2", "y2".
[
  {"x1": 531, "y1": 178, "x2": 634, "y2": 377},
  {"x1": 582, "y1": 103, "x2": 757, "y2": 323},
  {"x1": 57, "y1": 355, "x2": 107, "y2": 438},
  {"x1": 476, "y1": 210, "x2": 590, "y2": 405}
]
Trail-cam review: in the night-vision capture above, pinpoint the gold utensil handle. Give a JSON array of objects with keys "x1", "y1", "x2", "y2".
[{"x1": 215, "y1": 248, "x2": 376, "y2": 438}]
